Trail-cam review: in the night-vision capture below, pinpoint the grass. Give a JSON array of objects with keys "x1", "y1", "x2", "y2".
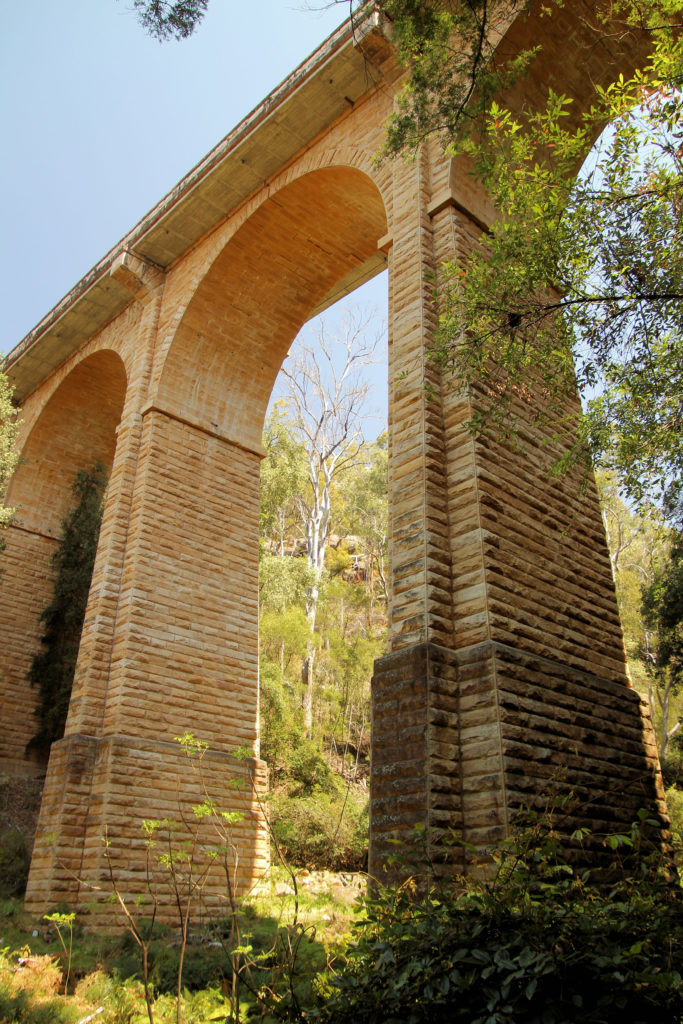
[{"x1": 0, "y1": 868, "x2": 365, "y2": 1023}]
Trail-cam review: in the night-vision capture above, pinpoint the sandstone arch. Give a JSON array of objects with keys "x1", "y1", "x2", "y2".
[
  {"x1": 0, "y1": 350, "x2": 127, "y2": 773},
  {"x1": 0, "y1": 4, "x2": 669, "y2": 921},
  {"x1": 24, "y1": 163, "x2": 390, "y2": 924},
  {"x1": 157, "y1": 165, "x2": 387, "y2": 445}
]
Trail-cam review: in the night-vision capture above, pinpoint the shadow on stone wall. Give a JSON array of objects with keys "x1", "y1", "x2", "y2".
[{"x1": 0, "y1": 772, "x2": 44, "y2": 897}]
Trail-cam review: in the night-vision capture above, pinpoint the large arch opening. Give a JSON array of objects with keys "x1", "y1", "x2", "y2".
[
  {"x1": 143, "y1": 163, "x2": 388, "y2": 752},
  {"x1": 83, "y1": 164, "x2": 390, "y2": 883},
  {"x1": 258, "y1": 275, "x2": 389, "y2": 870},
  {"x1": 14, "y1": 163, "x2": 390, "y2": 917}
]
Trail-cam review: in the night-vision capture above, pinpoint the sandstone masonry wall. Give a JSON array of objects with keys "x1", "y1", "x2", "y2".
[{"x1": 0, "y1": 5, "x2": 669, "y2": 920}]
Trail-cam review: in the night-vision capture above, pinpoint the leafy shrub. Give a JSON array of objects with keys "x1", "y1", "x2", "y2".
[
  {"x1": 309, "y1": 814, "x2": 683, "y2": 1024},
  {"x1": 270, "y1": 782, "x2": 368, "y2": 871},
  {"x1": 75, "y1": 970, "x2": 146, "y2": 1022},
  {"x1": 286, "y1": 741, "x2": 333, "y2": 795},
  {"x1": 325, "y1": 546, "x2": 351, "y2": 576},
  {"x1": 0, "y1": 947, "x2": 74, "y2": 1023},
  {"x1": 0, "y1": 988, "x2": 74, "y2": 1024},
  {"x1": 0, "y1": 827, "x2": 30, "y2": 897},
  {"x1": 665, "y1": 785, "x2": 683, "y2": 866},
  {"x1": 141, "y1": 940, "x2": 226, "y2": 994},
  {"x1": 662, "y1": 743, "x2": 683, "y2": 788},
  {"x1": 259, "y1": 661, "x2": 308, "y2": 776}
]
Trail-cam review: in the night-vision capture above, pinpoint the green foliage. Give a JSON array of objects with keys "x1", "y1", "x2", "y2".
[
  {"x1": 259, "y1": 555, "x2": 315, "y2": 618},
  {"x1": 382, "y1": 0, "x2": 683, "y2": 517},
  {"x1": 338, "y1": 434, "x2": 388, "y2": 600},
  {"x1": 595, "y1": 471, "x2": 683, "y2": 759},
  {"x1": 0, "y1": 370, "x2": 20, "y2": 555},
  {"x1": 260, "y1": 652, "x2": 371, "y2": 871},
  {"x1": 2, "y1": 817, "x2": 680, "y2": 1024},
  {"x1": 28, "y1": 463, "x2": 107, "y2": 756},
  {"x1": 270, "y1": 781, "x2": 369, "y2": 872},
  {"x1": 665, "y1": 782, "x2": 683, "y2": 849},
  {"x1": 130, "y1": 0, "x2": 209, "y2": 41},
  {"x1": 446, "y1": 73, "x2": 683, "y2": 511},
  {"x1": 258, "y1": 319, "x2": 387, "y2": 876},
  {"x1": 260, "y1": 406, "x2": 309, "y2": 552},
  {"x1": 310, "y1": 816, "x2": 683, "y2": 1024},
  {"x1": 325, "y1": 545, "x2": 351, "y2": 576},
  {"x1": 642, "y1": 528, "x2": 683, "y2": 760},
  {"x1": 0, "y1": 988, "x2": 75, "y2": 1023},
  {"x1": 0, "y1": 828, "x2": 30, "y2": 898},
  {"x1": 283, "y1": 739, "x2": 333, "y2": 797},
  {"x1": 377, "y1": 0, "x2": 536, "y2": 158},
  {"x1": 597, "y1": 472, "x2": 670, "y2": 652},
  {"x1": 0, "y1": 938, "x2": 255, "y2": 1022},
  {"x1": 258, "y1": 369, "x2": 386, "y2": 867},
  {"x1": 259, "y1": 662, "x2": 305, "y2": 772},
  {"x1": 643, "y1": 529, "x2": 683, "y2": 683},
  {"x1": 121, "y1": 934, "x2": 225, "y2": 996},
  {"x1": 0, "y1": 946, "x2": 75, "y2": 1023},
  {"x1": 314, "y1": 578, "x2": 383, "y2": 764},
  {"x1": 43, "y1": 912, "x2": 75, "y2": 995},
  {"x1": 0, "y1": 875, "x2": 359, "y2": 1024},
  {"x1": 261, "y1": 659, "x2": 339, "y2": 780}
]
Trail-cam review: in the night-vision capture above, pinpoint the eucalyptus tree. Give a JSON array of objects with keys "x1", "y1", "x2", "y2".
[
  {"x1": 276, "y1": 310, "x2": 383, "y2": 736},
  {"x1": 642, "y1": 530, "x2": 683, "y2": 762},
  {"x1": 373, "y1": 0, "x2": 683, "y2": 518},
  {"x1": 126, "y1": 0, "x2": 208, "y2": 41}
]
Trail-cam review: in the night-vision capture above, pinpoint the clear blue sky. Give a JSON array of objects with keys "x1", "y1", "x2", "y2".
[{"x1": 0, "y1": 1, "x2": 388, "y2": 426}]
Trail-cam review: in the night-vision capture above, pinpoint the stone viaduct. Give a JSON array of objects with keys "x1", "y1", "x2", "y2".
[{"x1": 0, "y1": 2, "x2": 668, "y2": 921}]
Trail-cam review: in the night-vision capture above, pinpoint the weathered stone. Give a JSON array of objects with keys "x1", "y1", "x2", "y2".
[{"x1": 0, "y1": 3, "x2": 669, "y2": 922}]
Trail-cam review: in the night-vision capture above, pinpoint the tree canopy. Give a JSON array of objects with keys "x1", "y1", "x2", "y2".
[
  {"x1": 642, "y1": 527, "x2": 683, "y2": 758},
  {"x1": 377, "y1": 0, "x2": 683, "y2": 520},
  {"x1": 127, "y1": 0, "x2": 209, "y2": 41}
]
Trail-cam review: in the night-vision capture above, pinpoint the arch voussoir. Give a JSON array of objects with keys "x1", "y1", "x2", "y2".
[{"x1": 0, "y1": 3, "x2": 669, "y2": 924}]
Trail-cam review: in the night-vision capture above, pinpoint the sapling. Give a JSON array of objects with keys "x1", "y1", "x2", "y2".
[{"x1": 43, "y1": 910, "x2": 75, "y2": 995}]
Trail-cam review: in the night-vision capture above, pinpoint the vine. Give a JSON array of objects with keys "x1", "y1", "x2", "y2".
[{"x1": 27, "y1": 462, "x2": 107, "y2": 756}]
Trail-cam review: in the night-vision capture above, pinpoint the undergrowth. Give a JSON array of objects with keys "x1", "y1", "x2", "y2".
[
  {"x1": 1, "y1": 806, "x2": 681, "y2": 1023},
  {"x1": 311, "y1": 809, "x2": 683, "y2": 1024},
  {"x1": 0, "y1": 869, "x2": 359, "y2": 1024}
]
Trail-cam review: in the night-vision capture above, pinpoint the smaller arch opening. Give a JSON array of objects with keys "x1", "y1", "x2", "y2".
[
  {"x1": 8, "y1": 350, "x2": 128, "y2": 537},
  {"x1": 0, "y1": 349, "x2": 128, "y2": 776}
]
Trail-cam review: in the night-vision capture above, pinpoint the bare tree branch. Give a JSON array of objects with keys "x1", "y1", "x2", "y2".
[{"x1": 276, "y1": 308, "x2": 384, "y2": 735}]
